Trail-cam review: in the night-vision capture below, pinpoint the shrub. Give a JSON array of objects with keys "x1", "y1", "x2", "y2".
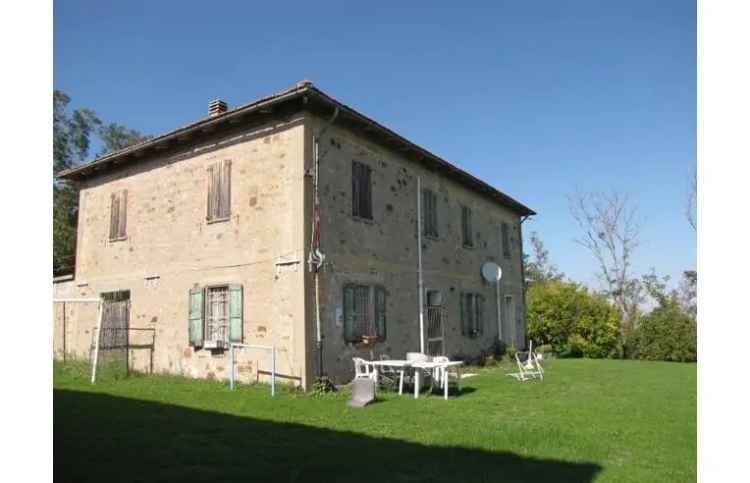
[
  {"x1": 633, "y1": 301, "x2": 696, "y2": 362},
  {"x1": 527, "y1": 280, "x2": 622, "y2": 358},
  {"x1": 311, "y1": 376, "x2": 336, "y2": 396}
]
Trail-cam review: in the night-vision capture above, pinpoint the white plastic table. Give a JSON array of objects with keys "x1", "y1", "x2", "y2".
[
  {"x1": 370, "y1": 360, "x2": 412, "y2": 395},
  {"x1": 411, "y1": 361, "x2": 464, "y2": 400}
]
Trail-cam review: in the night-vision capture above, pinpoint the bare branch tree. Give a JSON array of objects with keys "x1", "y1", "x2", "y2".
[
  {"x1": 568, "y1": 190, "x2": 643, "y2": 332},
  {"x1": 686, "y1": 169, "x2": 697, "y2": 231}
]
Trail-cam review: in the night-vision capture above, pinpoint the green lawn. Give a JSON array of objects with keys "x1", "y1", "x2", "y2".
[{"x1": 53, "y1": 358, "x2": 695, "y2": 483}]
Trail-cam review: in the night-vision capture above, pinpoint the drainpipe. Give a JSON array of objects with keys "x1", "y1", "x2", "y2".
[
  {"x1": 417, "y1": 176, "x2": 425, "y2": 354},
  {"x1": 519, "y1": 214, "x2": 531, "y2": 348},
  {"x1": 309, "y1": 107, "x2": 339, "y2": 380}
]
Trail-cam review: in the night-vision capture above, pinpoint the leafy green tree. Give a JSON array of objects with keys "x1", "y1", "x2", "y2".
[
  {"x1": 53, "y1": 90, "x2": 148, "y2": 275},
  {"x1": 527, "y1": 279, "x2": 622, "y2": 358},
  {"x1": 98, "y1": 123, "x2": 150, "y2": 155},
  {"x1": 632, "y1": 269, "x2": 697, "y2": 362},
  {"x1": 633, "y1": 299, "x2": 696, "y2": 362},
  {"x1": 524, "y1": 231, "x2": 563, "y2": 284}
]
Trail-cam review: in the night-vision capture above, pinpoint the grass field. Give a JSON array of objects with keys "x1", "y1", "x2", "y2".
[{"x1": 53, "y1": 358, "x2": 695, "y2": 483}]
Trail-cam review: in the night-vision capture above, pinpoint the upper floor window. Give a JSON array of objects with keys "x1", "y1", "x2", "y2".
[
  {"x1": 207, "y1": 160, "x2": 231, "y2": 222},
  {"x1": 422, "y1": 188, "x2": 439, "y2": 238},
  {"x1": 501, "y1": 222, "x2": 511, "y2": 259},
  {"x1": 461, "y1": 205, "x2": 473, "y2": 247},
  {"x1": 351, "y1": 161, "x2": 372, "y2": 219},
  {"x1": 109, "y1": 189, "x2": 128, "y2": 241}
]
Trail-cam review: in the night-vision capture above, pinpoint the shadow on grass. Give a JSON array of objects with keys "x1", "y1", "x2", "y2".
[{"x1": 54, "y1": 389, "x2": 601, "y2": 483}]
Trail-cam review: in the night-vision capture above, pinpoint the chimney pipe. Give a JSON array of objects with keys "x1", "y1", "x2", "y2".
[{"x1": 208, "y1": 99, "x2": 228, "y2": 117}]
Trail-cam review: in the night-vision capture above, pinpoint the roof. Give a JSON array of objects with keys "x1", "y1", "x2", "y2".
[{"x1": 58, "y1": 80, "x2": 535, "y2": 216}]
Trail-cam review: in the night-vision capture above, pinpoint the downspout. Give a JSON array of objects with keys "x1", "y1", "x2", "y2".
[
  {"x1": 417, "y1": 177, "x2": 425, "y2": 354},
  {"x1": 519, "y1": 214, "x2": 531, "y2": 348},
  {"x1": 309, "y1": 106, "x2": 339, "y2": 380}
]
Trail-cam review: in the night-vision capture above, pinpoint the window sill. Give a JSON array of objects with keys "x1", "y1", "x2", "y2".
[
  {"x1": 462, "y1": 243, "x2": 475, "y2": 250},
  {"x1": 423, "y1": 234, "x2": 440, "y2": 241},
  {"x1": 351, "y1": 215, "x2": 374, "y2": 224},
  {"x1": 206, "y1": 216, "x2": 231, "y2": 225},
  {"x1": 109, "y1": 236, "x2": 128, "y2": 243}
]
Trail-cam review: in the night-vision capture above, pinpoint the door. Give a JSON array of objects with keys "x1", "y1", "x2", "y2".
[{"x1": 425, "y1": 290, "x2": 445, "y2": 356}]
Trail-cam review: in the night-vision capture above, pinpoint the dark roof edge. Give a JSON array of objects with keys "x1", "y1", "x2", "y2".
[{"x1": 58, "y1": 81, "x2": 535, "y2": 216}]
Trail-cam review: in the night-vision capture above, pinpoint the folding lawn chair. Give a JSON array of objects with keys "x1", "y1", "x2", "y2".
[{"x1": 507, "y1": 341, "x2": 544, "y2": 381}]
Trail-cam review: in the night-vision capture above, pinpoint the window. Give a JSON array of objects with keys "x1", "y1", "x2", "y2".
[
  {"x1": 188, "y1": 284, "x2": 243, "y2": 348},
  {"x1": 109, "y1": 190, "x2": 128, "y2": 241},
  {"x1": 422, "y1": 188, "x2": 438, "y2": 238},
  {"x1": 207, "y1": 160, "x2": 231, "y2": 222},
  {"x1": 343, "y1": 284, "x2": 386, "y2": 342},
  {"x1": 351, "y1": 161, "x2": 372, "y2": 219},
  {"x1": 460, "y1": 292, "x2": 485, "y2": 337},
  {"x1": 501, "y1": 222, "x2": 511, "y2": 259},
  {"x1": 461, "y1": 205, "x2": 473, "y2": 247}
]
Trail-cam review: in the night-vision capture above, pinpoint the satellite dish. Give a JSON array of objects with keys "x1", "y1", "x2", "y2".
[{"x1": 481, "y1": 261, "x2": 502, "y2": 283}]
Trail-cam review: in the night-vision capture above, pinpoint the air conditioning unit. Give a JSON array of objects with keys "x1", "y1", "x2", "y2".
[{"x1": 203, "y1": 340, "x2": 225, "y2": 350}]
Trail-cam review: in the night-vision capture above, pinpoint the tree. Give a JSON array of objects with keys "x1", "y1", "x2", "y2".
[
  {"x1": 53, "y1": 90, "x2": 101, "y2": 176},
  {"x1": 527, "y1": 279, "x2": 622, "y2": 358},
  {"x1": 568, "y1": 190, "x2": 643, "y2": 348},
  {"x1": 524, "y1": 231, "x2": 563, "y2": 283},
  {"x1": 98, "y1": 123, "x2": 150, "y2": 155},
  {"x1": 53, "y1": 90, "x2": 148, "y2": 275}
]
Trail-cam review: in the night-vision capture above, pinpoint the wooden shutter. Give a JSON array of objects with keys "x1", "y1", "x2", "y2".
[
  {"x1": 188, "y1": 288, "x2": 204, "y2": 346},
  {"x1": 460, "y1": 293, "x2": 467, "y2": 335},
  {"x1": 462, "y1": 206, "x2": 473, "y2": 246},
  {"x1": 207, "y1": 163, "x2": 216, "y2": 220},
  {"x1": 118, "y1": 190, "x2": 127, "y2": 238},
  {"x1": 476, "y1": 294, "x2": 484, "y2": 334},
  {"x1": 502, "y1": 222, "x2": 510, "y2": 258},
  {"x1": 361, "y1": 164, "x2": 372, "y2": 219},
  {"x1": 374, "y1": 286, "x2": 386, "y2": 340},
  {"x1": 422, "y1": 189, "x2": 430, "y2": 236},
  {"x1": 343, "y1": 285, "x2": 355, "y2": 342},
  {"x1": 228, "y1": 284, "x2": 243, "y2": 342},
  {"x1": 352, "y1": 162, "x2": 361, "y2": 217},
  {"x1": 109, "y1": 193, "x2": 117, "y2": 240},
  {"x1": 220, "y1": 160, "x2": 231, "y2": 218}
]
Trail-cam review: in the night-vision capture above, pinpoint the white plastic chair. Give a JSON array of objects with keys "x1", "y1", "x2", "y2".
[
  {"x1": 432, "y1": 355, "x2": 450, "y2": 389},
  {"x1": 507, "y1": 341, "x2": 544, "y2": 381},
  {"x1": 353, "y1": 357, "x2": 376, "y2": 381}
]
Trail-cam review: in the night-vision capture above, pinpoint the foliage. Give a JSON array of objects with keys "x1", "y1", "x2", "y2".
[
  {"x1": 633, "y1": 270, "x2": 697, "y2": 362},
  {"x1": 524, "y1": 231, "x2": 563, "y2": 283},
  {"x1": 98, "y1": 122, "x2": 151, "y2": 155},
  {"x1": 633, "y1": 300, "x2": 696, "y2": 362},
  {"x1": 310, "y1": 375, "x2": 337, "y2": 396},
  {"x1": 568, "y1": 191, "x2": 643, "y2": 345},
  {"x1": 527, "y1": 280, "x2": 622, "y2": 358},
  {"x1": 54, "y1": 359, "x2": 696, "y2": 482}
]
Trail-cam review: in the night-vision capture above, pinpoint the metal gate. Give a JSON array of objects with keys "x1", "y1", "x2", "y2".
[
  {"x1": 101, "y1": 292, "x2": 130, "y2": 350},
  {"x1": 426, "y1": 305, "x2": 446, "y2": 356}
]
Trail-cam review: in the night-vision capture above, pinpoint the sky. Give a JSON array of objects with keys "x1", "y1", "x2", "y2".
[{"x1": 54, "y1": 0, "x2": 696, "y2": 288}]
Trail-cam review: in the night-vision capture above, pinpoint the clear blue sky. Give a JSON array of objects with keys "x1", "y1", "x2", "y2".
[{"x1": 54, "y1": 1, "x2": 696, "y2": 288}]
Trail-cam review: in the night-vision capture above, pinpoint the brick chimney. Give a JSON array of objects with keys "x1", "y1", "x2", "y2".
[{"x1": 208, "y1": 99, "x2": 228, "y2": 117}]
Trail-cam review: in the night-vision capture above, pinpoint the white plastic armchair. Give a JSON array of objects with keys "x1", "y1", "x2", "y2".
[{"x1": 353, "y1": 357, "x2": 376, "y2": 381}]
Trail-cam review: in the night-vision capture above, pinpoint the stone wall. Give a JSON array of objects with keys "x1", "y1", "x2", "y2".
[
  {"x1": 308, "y1": 115, "x2": 528, "y2": 383},
  {"x1": 63, "y1": 117, "x2": 311, "y2": 387}
]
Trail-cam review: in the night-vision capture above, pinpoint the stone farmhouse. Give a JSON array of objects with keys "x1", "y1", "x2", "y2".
[{"x1": 54, "y1": 80, "x2": 536, "y2": 388}]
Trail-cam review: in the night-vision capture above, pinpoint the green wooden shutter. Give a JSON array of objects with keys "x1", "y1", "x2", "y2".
[
  {"x1": 477, "y1": 295, "x2": 484, "y2": 334},
  {"x1": 188, "y1": 288, "x2": 204, "y2": 346},
  {"x1": 375, "y1": 286, "x2": 386, "y2": 340},
  {"x1": 460, "y1": 293, "x2": 466, "y2": 335},
  {"x1": 228, "y1": 284, "x2": 243, "y2": 342},
  {"x1": 343, "y1": 286, "x2": 355, "y2": 342}
]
